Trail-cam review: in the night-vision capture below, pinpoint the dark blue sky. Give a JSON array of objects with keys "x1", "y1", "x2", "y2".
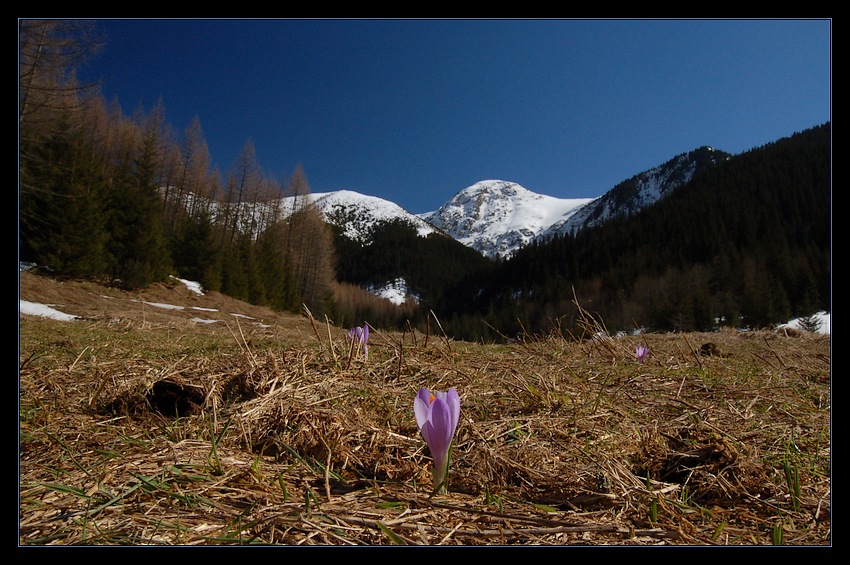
[{"x1": 79, "y1": 18, "x2": 831, "y2": 214}]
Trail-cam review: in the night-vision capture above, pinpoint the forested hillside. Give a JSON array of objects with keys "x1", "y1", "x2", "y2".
[
  {"x1": 436, "y1": 123, "x2": 831, "y2": 341},
  {"x1": 19, "y1": 21, "x2": 335, "y2": 318},
  {"x1": 334, "y1": 220, "x2": 491, "y2": 310}
]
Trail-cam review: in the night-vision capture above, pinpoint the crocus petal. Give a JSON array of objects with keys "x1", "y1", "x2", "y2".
[
  {"x1": 432, "y1": 397, "x2": 453, "y2": 445},
  {"x1": 430, "y1": 390, "x2": 460, "y2": 434},
  {"x1": 414, "y1": 388, "x2": 432, "y2": 429},
  {"x1": 444, "y1": 388, "x2": 460, "y2": 434}
]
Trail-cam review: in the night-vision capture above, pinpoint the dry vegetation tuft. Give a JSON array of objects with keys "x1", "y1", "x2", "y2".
[{"x1": 19, "y1": 271, "x2": 831, "y2": 546}]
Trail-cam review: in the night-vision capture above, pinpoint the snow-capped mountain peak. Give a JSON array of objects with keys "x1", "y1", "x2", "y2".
[
  {"x1": 286, "y1": 190, "x2": 437, "y2": 243},
  {"x1": 418, "y1": 180, "x2": 595, "y2": 259}
]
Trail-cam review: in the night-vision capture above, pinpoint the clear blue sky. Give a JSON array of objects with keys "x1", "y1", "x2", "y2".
[{"x1": 80, "y1": 18, "x2": 831, "y2": 214}]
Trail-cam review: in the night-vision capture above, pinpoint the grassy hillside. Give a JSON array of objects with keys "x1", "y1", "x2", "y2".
[{"x1": 19, "y1": 271, "x2": 831, "y2": 545}]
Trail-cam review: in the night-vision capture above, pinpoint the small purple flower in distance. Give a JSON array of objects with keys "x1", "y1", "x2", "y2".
[
  {"x1": 636, "y1": 345, "x2": 649, "y2": 364},
  {"x1": 414, "y1": 387, "x2": 460, "y2": 494},
  {"x1": 348, "y1": 324, "x2": 369, "y2": 359}
]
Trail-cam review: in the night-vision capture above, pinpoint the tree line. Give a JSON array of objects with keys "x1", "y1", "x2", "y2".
[{"x1": 19, "y1": 20, "x2": 339, "y2": 318}]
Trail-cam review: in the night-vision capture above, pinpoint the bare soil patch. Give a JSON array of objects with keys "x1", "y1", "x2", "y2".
[{"x1": 19, "y1": 271, "x2": 831, "y2": 546}]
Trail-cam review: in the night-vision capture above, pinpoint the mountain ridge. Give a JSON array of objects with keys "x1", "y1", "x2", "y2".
[
  {"x1": 301, "y1": 145, "x2": 732, "y2": 260},
  {"x1": 540, "y1": 146, "x2": 731, "y2": 239}
]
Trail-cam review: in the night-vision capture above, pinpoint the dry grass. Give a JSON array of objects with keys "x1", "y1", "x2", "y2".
[{"x1": 19, "y1": 271, "x2": 831, "y2": 546}]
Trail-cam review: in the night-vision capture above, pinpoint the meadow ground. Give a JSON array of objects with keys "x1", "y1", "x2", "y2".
[{"x1": 18, "y1": 270, "x2": 831, "y2": 546}]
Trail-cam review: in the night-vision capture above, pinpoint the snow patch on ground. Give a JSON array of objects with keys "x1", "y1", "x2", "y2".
[
  {"x1": 777, "y1": 311, "x2": 830, "y2": 334},
  {"x1": 172, "y1": 276, "x2": 204, "y2": 295},
  {"x1": 19, "y1": 300, "x2": 80, "y2": 321}
]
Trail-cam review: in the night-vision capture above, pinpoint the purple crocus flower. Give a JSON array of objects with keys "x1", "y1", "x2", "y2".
[
  {"x1": 414, "y1": 387, "x2": 460, "y2": 494},
  {"x1": 636, "y1": 345, "x2": 649, "y2": 364},
  {"x1": 348, "y1": 324, "x2": 369, "y2": 359}
]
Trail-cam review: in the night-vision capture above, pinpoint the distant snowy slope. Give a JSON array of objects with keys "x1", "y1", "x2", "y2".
[
  {"x1": 419, "y1": 180, "x2": 594, "y2": 259},
  {"x1": 281, "y1": 190, "x2": 437, "y2": 243}
]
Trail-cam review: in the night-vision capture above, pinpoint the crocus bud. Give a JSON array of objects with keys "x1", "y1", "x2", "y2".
[{"x1": 414, "y1": 387, "x2": 460, "y2": 494}]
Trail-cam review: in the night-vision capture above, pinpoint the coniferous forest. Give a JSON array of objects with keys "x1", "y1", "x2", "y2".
[
  {"x1": 19, "y1": 20, "x2": 831, "y2": 343},
  {"x1": 434, "y1": 122, "x2": 831, "y2": 341}
]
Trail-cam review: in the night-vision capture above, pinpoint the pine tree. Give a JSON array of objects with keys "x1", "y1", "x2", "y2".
[
  {"x1": 20, "y1": 113, "x2": 109, "y2": 276},
  {"x1": 105, "y1": 104, "x2": 172, "y2": 289},
  {"x1": 256, "y1": 222, "x2": 300, "y2": 312},
  {"x1": 173, "y1": 209, "x2": 220, "y2": 289},
  {"x1": 19, "y1": 19, "x2": 105, "y2": 273},
  {"x1": 19, "y1": 20, "x2": 101, "y2": 147}
]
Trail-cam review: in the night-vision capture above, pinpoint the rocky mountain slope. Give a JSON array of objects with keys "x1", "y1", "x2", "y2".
[{"x1": 540, "y1": 146, "x2": 731, "y2": 238}]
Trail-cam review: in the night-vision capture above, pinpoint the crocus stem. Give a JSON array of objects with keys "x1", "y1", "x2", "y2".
[
  {"x1": 432, "y1": 466, "x2": 447, "y2": 495},
  {"x1": 431, "y1": 447, "x2": 451, "y2": 495}
]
